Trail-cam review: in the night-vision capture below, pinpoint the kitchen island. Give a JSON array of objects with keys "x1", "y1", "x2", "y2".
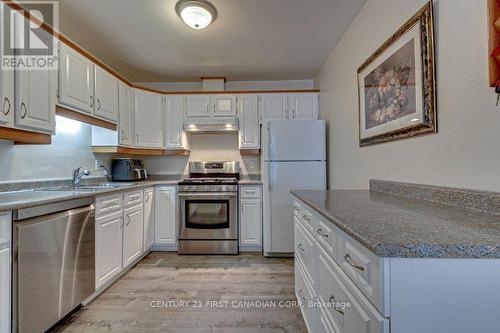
[{"x1": 290, "y1": 180, "x2": 500, "y2": 333}]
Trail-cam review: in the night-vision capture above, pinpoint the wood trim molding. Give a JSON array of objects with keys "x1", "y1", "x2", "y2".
[
  {"x1": 3, "y1": 1, "x2": 321, "y2": 96},
  {"x1": 201, "y1": 76, "x2": 226, "y2": 82},
  {"x1": 92, "y1": 146, "x2": 190, "y2": 156},
  {"x1": 240, "y1": 149, "x2": 261, "y2": 156},
  {"x1": 0, "y1": 126, "x2": 51, "y2": 145},
  {"x1": 56, "y1": 106, "x2": 117, "y2": 131}
]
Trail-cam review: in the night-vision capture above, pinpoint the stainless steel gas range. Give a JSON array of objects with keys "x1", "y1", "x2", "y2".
[{"x1": 177, "y1": 161, "x2": 240, "y2": 254}]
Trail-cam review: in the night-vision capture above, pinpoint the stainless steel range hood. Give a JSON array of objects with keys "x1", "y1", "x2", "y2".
[{"x1": 184, "y1": 117, "x2": 239, "y2": 133}]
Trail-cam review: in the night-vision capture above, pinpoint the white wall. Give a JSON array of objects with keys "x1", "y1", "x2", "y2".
[
  {"x1": 0, "y1": 116, "x2": 110, "y2": 183},
  {"x1": 317, "y1": 0, "x2": 500, "y2": 192},
  {"x1": 136, "y1": 80, "x2": 315, "y2": 92},
  {"x1": 143, "y1": 133, "x2": 260, "y2": 176}
]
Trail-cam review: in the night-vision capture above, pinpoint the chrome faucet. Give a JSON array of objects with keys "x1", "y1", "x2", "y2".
[{"x1": 72, "y1": 167, "x2": 91, "y2": 186}]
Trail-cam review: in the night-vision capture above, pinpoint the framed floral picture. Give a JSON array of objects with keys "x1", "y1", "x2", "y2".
[{"x1": 357, "y1": 1, "x2": 436, "y2": 147}]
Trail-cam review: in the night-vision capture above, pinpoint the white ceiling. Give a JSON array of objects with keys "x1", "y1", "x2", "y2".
[{"x1": 54, "y1": 0, "x2": 365, "y2": 82}]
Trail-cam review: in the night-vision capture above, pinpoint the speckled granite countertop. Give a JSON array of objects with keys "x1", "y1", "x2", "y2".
[
  {"x1": 0, "y1": 179, "x2": 180, "y2": 213},
  {"x1": 290, "y1": 190, "x2": 500, "y2": 259}
]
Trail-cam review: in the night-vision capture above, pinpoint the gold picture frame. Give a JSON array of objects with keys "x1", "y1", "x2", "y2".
[{"x1": 357, "y1": 1, "x2": 437, "y2": 147}]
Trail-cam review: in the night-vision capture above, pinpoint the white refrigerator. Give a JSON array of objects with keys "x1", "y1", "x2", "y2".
[{"x1": 262, "y1": 120, "x2": 327, "y2": 256}]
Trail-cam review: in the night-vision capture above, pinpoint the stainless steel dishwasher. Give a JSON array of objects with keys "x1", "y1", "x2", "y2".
[{"x1": 12, "y1": 198, "x2": 95, "y2": 333}]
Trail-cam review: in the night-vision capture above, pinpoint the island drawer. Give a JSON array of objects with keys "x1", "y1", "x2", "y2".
[
  {"x1": 96, "y1": 193, "x2": 123, "y2": 215},
  {"x1": 294, "y1": 218, "x2": 315, "y2": 286},
  {"x1": 314, "y1": 215, "x2": 338, "y2": 259},
  {"x1": 294, "y1": 200, "x2": 317, "y2": 234},
  {"x1": 317, "y1": 245, "x2": 389, "y2": 333},
  {"x1": 295, "y1": 257, "x2": 317, "y2": 333},
  {"x1": 337, "y1": 228, "x2": 386, "y2": 316}
]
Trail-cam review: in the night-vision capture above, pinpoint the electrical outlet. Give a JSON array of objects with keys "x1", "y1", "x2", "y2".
[{"x1": 95, "y1": 160, "x2": 102, "y2": 171}]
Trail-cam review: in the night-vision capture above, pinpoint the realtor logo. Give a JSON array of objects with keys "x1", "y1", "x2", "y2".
[{"x1": 1, "y1": 1, "x2": 59, "y2": 70}]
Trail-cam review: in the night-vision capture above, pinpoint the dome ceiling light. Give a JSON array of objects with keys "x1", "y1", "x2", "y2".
[{"x1": 175, "y1": 0, "x2": 217, "y2": 30}]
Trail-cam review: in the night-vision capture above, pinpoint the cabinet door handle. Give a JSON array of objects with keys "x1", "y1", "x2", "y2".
[
  {"x1": 3, "y1": 97, "x2": 11, "y2": 116},
  {"x1": 241, "y1": 135, "x2": 245, "y2": 144},
  {"x1": 120, "y1": 216, "x2": 124, "y2": 228},
  {"x1": 317, "y1": 228, "x2": 328, "y2": 238},
  {"x1": 20, "y1": 102, "x2": 27, "y2": 119},
  {"x1": 213, "y1": 104, "x2": 216, "y2": 113},
  {"x1": 126, "y1": 215, "x2": 131, "y2": 226},
  {"x1": 90, "y1": 96, "x2": 94, "y2": 108},
  {"x1": 302, "y1": 215, "x2": 311, "y2": 221},
  {"x1": 297, "y1": 243, "x2": 305, "y2": 252},
  {"x1": 329, "y1": 295, "x2": 344, "y2": 315},
  {"x1": 292, "y1": 109, "x2": 296, "y2": 118},
  {"x1": 97, "y1": 98, "x2": 101, "y2": 110},
  {"x1": 344, "y1": 253, "x2": 365, "y2": 271}
]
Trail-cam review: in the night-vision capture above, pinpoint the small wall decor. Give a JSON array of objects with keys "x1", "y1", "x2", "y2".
[
  {"x1": 488, "y1": 0, "x2": 500, "y2": 87},
  {"x1": 357, "y1": 1, "x2": 436, "y2": 147}
]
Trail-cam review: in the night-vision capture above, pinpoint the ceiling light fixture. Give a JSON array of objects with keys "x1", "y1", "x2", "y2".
[{"x1": 175, "y1": 0, "x2": 217, "y2": 30}]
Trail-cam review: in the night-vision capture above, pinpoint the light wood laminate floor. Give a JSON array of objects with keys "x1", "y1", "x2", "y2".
[{"x1": 53, "y1": 253, "x2": 307, "y2": 333}]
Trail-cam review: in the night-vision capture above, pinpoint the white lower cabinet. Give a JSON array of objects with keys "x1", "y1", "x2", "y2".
[
  {"x1": 143, "y1": 187, "x2": 155, "y2": 251},
  {"x1": 0, "y1": 211, "x2": 11, "y2": 333},
  {"x1": 95, "y1": 189, "x2": 150, "y2": 290},
  {"x1": 95, "y1": 210, "x2": 123, "y2": 289},
  {"x1": 239, "y1": 185, "x2": 262, "y2": 252},
  {"x1": 123, "y1": 204, "x2": 144, "y2": 268},
  {"x1": 0, "y1": 247, "x2": 10, "y2": 333},
  {"x1": 154, "y1": 186, "x2": 177, "y2": 250},
  {"x1": 294, "y1": 199, "x2": 389, "y2": 333}
]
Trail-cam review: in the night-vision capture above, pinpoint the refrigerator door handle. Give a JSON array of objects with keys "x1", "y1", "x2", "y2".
[
  {"x1": 267, "y1": 162, "x2": 272, "y2": 192},
  {"x1": 267, "y1": 123, "x2": 272, "y2": 161}
]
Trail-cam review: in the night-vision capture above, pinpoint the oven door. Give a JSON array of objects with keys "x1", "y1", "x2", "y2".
[{"x1": 179, "y1": 192, "x2": 237, "y2": 240}]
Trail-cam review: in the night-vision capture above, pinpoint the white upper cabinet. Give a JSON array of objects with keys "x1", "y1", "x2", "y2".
[
  {"x1": 58, "y1": 43, "x2": 94, "y2": 114},
  {"x1": 186, "y1": 95, "x2": 210, "y2": 117},
  {"x1": 260, "y1": 93, "x2": 318, "y2": 122},
  {"x1": 211, "y1": 95, "x2": 236, "y2": 117},
  {"x1": 13, "y1": 12, "x2": 56, "y2": 134},
  {"x1": 164, "y1": 95, "x2": 188, "y2": 149},
  {"x1": 0, "y1": 3, "x2": 14, "y2": 128},
  {"x1": 261, "y1": 94, "x2": 288, "y2": 121},
  {"x1": 118, "y1": 81, "x2": 134, "y2": 146},
  {"x1": 134, "y1": 89, "x2": 163, "y2": 148},
  {"x1": 94, "y1": 66, "x2": 119, "y2": 123},
  {"x1": 15, "y1": 66, "x2": 57, "y2": 134},
  {"x1": 288, "y1": 93, "x2": 319, "y2": 120},
  {"x1": 0, "y1": 58, "x2": 14, "y2": 128},
  {"x1": 238, "y1": 95, "x2": 260, "y2": 150}
]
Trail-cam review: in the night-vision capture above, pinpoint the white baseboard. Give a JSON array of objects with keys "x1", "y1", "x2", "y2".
[
  {"x1": 151, "y1": 244, "x2": 177, "y2": 252},
  {"x1": 239, "y1": 245, "x2": 263, "y2": 253}
]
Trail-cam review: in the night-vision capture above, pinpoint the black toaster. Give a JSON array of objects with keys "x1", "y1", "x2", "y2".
[{"x1": 111, "y1": 158, "x2": 148, "y2": 181}]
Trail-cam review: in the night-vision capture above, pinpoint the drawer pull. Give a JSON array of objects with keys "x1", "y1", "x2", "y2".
[
  {"x1": 344, "y1": 253, "x2": 365, "y2": 271},
  {"x1": 297, "y1": 243, "x2": 305, "y2": 252},
  {"x1": 317, "y1": 228, "x2": 328, "y2": 238},
  {"x1": 294, "y1": 206, "x2": 300, "y2": 211},
  {"x1": 302, "y1": 215, "x2": 311, "y2": 221},
  {"x1": 328, "y1": 295, "x2": 345, "y2": 315},
  {"x1": 298, "y1": 289, "x2": 306, "y2": 302}
]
